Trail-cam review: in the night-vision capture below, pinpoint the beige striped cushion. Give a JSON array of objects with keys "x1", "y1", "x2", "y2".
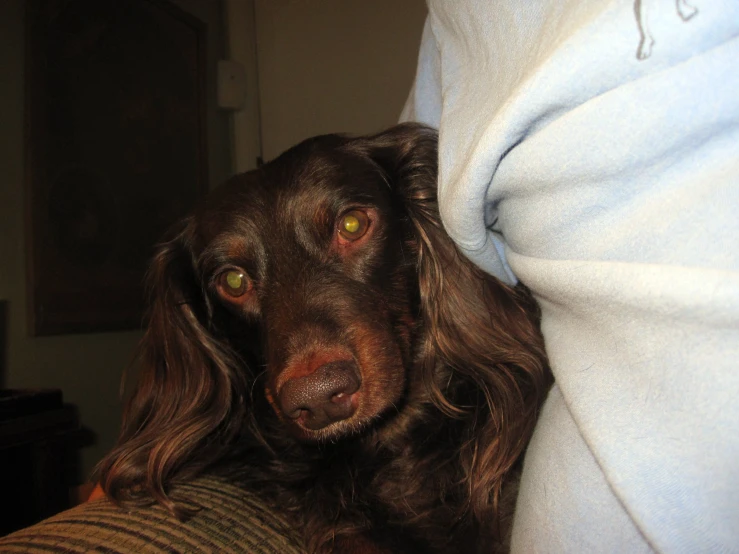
[{"x1": 0, "y1": 476, "x2": 306, "y2": 553}]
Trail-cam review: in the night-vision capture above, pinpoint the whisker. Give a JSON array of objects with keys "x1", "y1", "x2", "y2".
[{"x1": 249, "y1": 366, "x2": 269, "y2": 401}]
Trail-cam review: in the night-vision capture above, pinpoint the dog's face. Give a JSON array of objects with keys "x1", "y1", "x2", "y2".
[{"x1": 191, "y1": 140, "x2": 420, "y2": 441}]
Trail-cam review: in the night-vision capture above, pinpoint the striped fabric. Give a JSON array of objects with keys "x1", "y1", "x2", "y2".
[{"x1": 0, "y1": 476, "x2": 306, "y2": 553}]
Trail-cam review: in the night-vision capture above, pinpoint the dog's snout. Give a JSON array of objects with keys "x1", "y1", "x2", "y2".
[{"x1": 278, "y1": 361, "x2": 361, "y2": 430}]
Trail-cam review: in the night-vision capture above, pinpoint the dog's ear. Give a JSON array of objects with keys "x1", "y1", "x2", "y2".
[
  {"x1": 345, "y1": 123, "x2": 439, "y2": 206},
  {"x1": 357, "y1": 123, "x2": 551, "y2": 523},
  {"x1": 96, "y1": 221, "x2": 249, "y2": 514}
]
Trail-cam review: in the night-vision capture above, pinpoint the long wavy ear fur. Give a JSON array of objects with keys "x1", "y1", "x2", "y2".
[
  {"x1": 95, "y1": 221, "x2": 250, "y2": 515},
  {"x1": 356, "y1": 123, "x2": 551, "y2": 524}
]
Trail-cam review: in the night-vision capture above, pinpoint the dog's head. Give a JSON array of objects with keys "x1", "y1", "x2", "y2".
[
  {"x1": 169, "y1": 125, "x2": 435, "y2": 441},
  {"x1": 98, "y1": 124, "x2": 549, "y2": 515}
]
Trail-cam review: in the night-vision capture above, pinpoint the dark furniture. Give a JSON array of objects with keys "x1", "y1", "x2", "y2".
[{"x1": 0, "y1": 389, "x2": 78, "y2": 536}]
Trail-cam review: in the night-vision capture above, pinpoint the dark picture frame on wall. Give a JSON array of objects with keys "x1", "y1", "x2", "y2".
[{"x1": 25, "y1": 0, "x2": 208, "y2": 336}]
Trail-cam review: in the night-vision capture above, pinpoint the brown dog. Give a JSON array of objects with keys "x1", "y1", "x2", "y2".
[{"x1": 97, "y1": 123, "x2": 551, "y2": 553}]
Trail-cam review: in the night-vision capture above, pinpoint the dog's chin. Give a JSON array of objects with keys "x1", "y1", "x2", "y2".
[{"x1": 287, "y1": 417, "x2": 371, "y2": 444}]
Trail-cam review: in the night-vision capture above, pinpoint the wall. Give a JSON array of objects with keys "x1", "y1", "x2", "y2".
[
  {"x1": 224, "y1": 0, "x2": 263, "y2": 173},
  {"x1": 255, "y1": 0, "x2": 428, "y2": 160},
  {"x1": 0, "y1": 0, "x2": 231, "y2": 480}
]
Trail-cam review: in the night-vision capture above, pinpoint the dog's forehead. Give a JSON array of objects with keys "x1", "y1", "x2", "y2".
[
  {"x1": 197, "y1": 171, "x2": 268, "y2": 240},
  {"x1": 196, "y1": 140, "x2": 391, "y2": 259},
  {"x1": 274, "y1": 151, "x2": 386, "y2": 218}
]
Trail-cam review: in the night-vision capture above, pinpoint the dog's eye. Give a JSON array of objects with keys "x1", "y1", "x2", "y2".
[
  {"x1": 219, "y1": 269, "x2": 250, "y2": 298},
  {"x1": 338, "y1": 210, "x2": 369, "y2": 241}
]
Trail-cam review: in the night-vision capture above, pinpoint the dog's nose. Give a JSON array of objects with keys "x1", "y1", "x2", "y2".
[{"x1": 278, "y1": 360, "x2": 361, "y2": 430}]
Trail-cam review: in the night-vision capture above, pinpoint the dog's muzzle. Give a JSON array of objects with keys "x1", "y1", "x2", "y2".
[{"x1": 278, "y1": 360, "x2": 361, "y2": 430}]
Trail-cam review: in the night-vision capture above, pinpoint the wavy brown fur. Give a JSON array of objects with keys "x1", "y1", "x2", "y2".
[{"x1": 96, "y1": 123, "x2": 552, "y2": 553}]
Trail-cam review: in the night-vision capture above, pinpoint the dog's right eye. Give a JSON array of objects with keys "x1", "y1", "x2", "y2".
[{"x1": 217, "y1": 269, "x2": 251, "y2": 298}]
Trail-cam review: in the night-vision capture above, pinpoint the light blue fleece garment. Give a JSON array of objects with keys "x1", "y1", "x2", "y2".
[{"x1": 401, "y1": 1, "x2": 739, "y2": 552}]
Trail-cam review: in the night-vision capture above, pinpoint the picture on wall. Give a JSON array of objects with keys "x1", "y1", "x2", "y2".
[{"x1": 25, "y1": 0, "x2": 208, "y2": 335}]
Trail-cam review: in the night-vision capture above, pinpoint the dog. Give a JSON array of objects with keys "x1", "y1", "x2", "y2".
[{"x1": 97, "y1": 123, "x2": 551, "y2": 553}]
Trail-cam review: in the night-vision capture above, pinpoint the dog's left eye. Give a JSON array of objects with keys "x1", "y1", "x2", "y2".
[
  {"x1": 338, "y1": 210, "x2": 369, "y2": 241},
  {"x1": 218, "y1": 269, "x2": 250, "y2": 298}
]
